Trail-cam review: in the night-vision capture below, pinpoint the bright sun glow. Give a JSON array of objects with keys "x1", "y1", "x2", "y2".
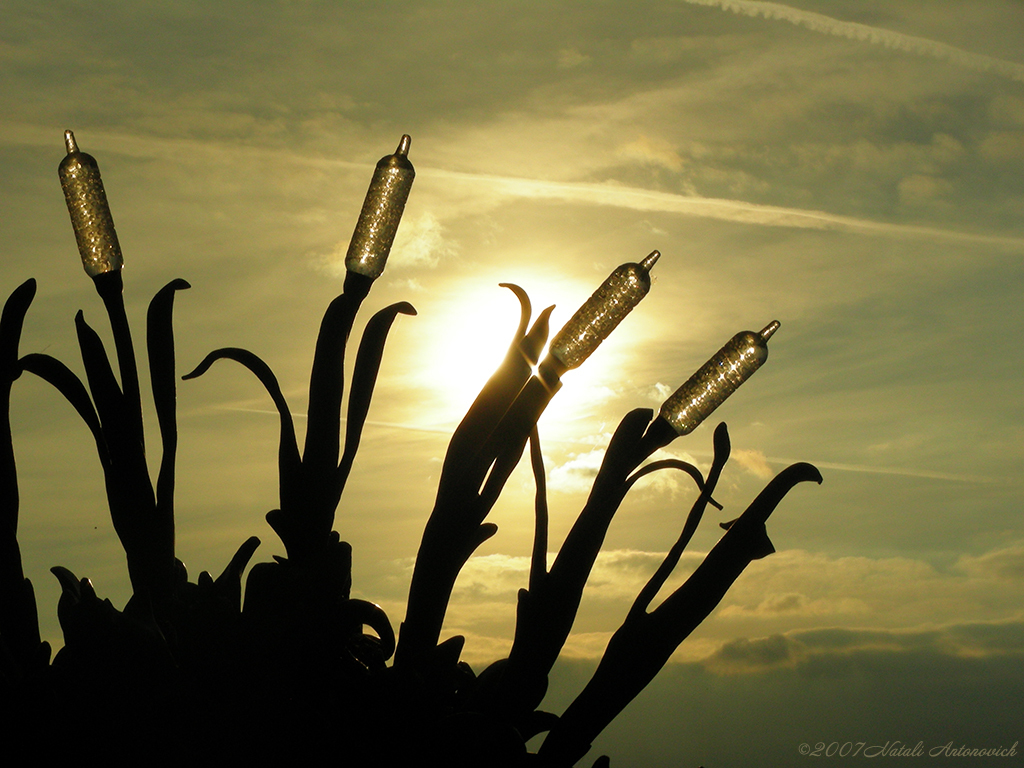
[
  {"x1": 420, "y1": 285, "x2": 524, "y2": 420},
  {"x1": 407, "y1": 270, "x2": 653, "y2": 437}
]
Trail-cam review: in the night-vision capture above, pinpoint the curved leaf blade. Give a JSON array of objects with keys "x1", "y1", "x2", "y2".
[
  {"x1": 338, "y1": 301, "x2": 416, "y2": 491},
  {"x1": 18, "y1": 354, "x2": 106, "y2": 464},
  {"x1": 304, "y1": 293, "x2": 360, "y2": 481},
  {"x1": 147, "y1": 279, "x2": 190, "y2": 521},
  {"x1": 183, "y1": 347, "x2": 300, "y2": 507},
  {"x1": 0, "y1": 279, "x2": 36, "y2": 375}
]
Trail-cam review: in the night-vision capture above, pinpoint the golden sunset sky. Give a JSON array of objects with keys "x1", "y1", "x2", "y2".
[{"x1": 2, "y1": 1, "x2": 1022, "y2": 765}]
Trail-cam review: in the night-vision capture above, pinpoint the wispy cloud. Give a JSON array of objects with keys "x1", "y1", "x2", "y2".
[
  {"x1": 318, "y1": 210, "x2": 455, "y2": 276},
  {"x1": 773, "y1": 458, "x2": 996, "y2": 484},
  {"x1": 210, "y1": 407, "x2": 1000, "y2": 484},
  {"x1": 434, "y1": 544, "x2": 1024, "y2": 666},
  {"x1": 704, "y1": 616, "x2": 1024, "y2": 674},
  {"x1": 204, "y1": 407, "x2": 458, "y2": 435},
  {"x1": 678, "y1": 0, "x2": 1024, "y2": 82},
  {"x1": 678, "y1": 447, "x2": 997, "y2": 484},
  {"x1": 424, "y1": 166, "x2": 1024, "y2": 250},
  {"x1": 11, "y1": 118, "x2": 1021, "y2": 252}
]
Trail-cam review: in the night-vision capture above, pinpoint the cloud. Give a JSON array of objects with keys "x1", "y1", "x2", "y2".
[
  {"x1": 712, "y1": 548, "x2": 1024, "y2": 635},
  {"x1": 762, "y1": 456, "x2": 995, "y2": 484},
  {"x1": 547, "y1": 448, "x2": 606, "y2": 494},
  {"x1": 989, "y1": 94, "x2": 1024, "y2": 127},
  {"x1": 421, "y1": 538, "x2": 1024, "y2": 669},
  {"x1": 546, "y1": 444, "x2": 704, "y2": 497},
  {"x1": 389, "y1": 210, "x2": 456, "y2": 270},
  {"x1": 559, "y1": 630, "x2": 617, "y2": 660},
  {"x1": 435, "y1": 544, "x2": 1024, "y2": 666},
  {"x1": 677, "y1": 0, "x2": 1024, "y2": 82},
  {"x1": 435, "y1": 630, "x2": 515, "y2": 667},
  {"x1": 645, "y1": 382, "x2": 674, "y2": 404},
  {"x1": 452, "y1": 553, "x2": 531, "y2": 598},
  {"x1": 955, "y1": 543, "x2": 1024, "y2": 581},
  {"x1": 312, "y1": 209, "x2": 454, "y2": 277},
  {"x1": 979, "y1": 130, "x2": 1024, "y2": 163},
  {"x1": 703, "y1": 617, "x2": 1024, "y2": 675},
  {"x1": 617, "y1": 135, "x2": 685, "y2": 172},
  {"x1": 897, "y1": 174, "x2": 954, "y2": 206},
  {"x1": 423, "y1": 165, "x2": 1024, "y2": 250},
  {"x1": 450, "y1": 549, "x2": 686, "y2": 604},
  {"x1": 586, "y1": 549, "x2": 700, "y2": 601},
  {"x1": 730, "y1": 448, "x2": 775, "y2": 480},
  {"x1": 706, "y1": 633, "x2": 794, "y2": 672},
  {"x1": 717, "y1": 592, "x2": 871, "y2": 619},
  {"x1": 557, "y1": 48, "x2": 592, "y2": 69},
  {"x1": 570, "y1": 628, "x2": 1024, "y2": 767}
]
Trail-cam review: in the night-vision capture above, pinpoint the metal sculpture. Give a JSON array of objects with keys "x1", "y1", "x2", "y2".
[{"x1": 0, "y1": 132, "x2": 821, "y2": 765}]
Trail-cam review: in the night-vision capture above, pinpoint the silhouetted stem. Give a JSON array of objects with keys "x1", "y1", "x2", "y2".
[
  {"x1": 395, "y1": 498, "x2": 497, "y2": 670},
  {"x1": 438, "y1": 290, "x2": 552, "y2": 502},
  {"x1": 496, "y1": 409, "x2": 659, "y2": 706},
  {"x1": 397, "y1": 299, "x2": 554, "y2": 671},
  {"x1": 528, "y1": 427, "x2": 548, "y2": 594},
  {"x1": 477, "y1": 375, "x2": 558, "y2": 510},
  {"x1": 630, "y1": 422, "x2": 731, "y2": 617},
  {"x1": 93, "y1": 270, "x2": 145, "y2": 448},
  {"x1": 147, "y1": 279, "x2": 190, "y2": 547},
  {"x1": 0, "y1": 280, "x2": 48, "y2": 671},
  {"x1": 75, "y1": 310, "x2": 165, "y2": 602},
  {"x1": 540, "y1": 462, "x2": 822, "y2": 766},
  {"x1": 300, "y1": 274, "x2": 368, "y2": 554},
  {"x1": 338, "y1": 301, "x2": 416, "y2": 494}
]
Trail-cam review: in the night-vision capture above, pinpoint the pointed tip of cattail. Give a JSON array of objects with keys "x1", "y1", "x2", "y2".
[
  {"x1": 396, "y1": 134, "x2": 411, "y2": 156},
  {"x1": 64, "y1": 130, "x2": 78, "y2": 154},
  {"x1": 640, "y1": 250, "x2": 660, "y2": 272},
  {"x1": 760, "y1": 320, "x2": 781, "y2": 341}
]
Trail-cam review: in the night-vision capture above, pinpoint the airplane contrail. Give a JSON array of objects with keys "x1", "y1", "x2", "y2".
[
  {"x1": 212, "y1": 407, "x2": 995, "y2": 484},
  {"x1": 207, "y1": 406, "x2": 457, "y2": 436},
  {"x1": 678, "y1": 0, "x2": 1024, "y2": 83},
  {"x1": 421, "y1": 167, "x2": 1024, "y2": 251},
  {"x1": 11, "y1": 120, "x2": 1022, "y2": 251},
  {"x1": 775, "y1": 458, "x2": 993, "y2": 484}
]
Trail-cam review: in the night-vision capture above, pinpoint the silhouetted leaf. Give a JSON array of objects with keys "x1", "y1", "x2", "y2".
[
  {"x1": 18, "y1": 354, "x2": 106, "y2": 463},
  {"x1": 183, "y1": 347, "x2": 301, "y2": 509},
  {"x1": 147, "y1": 279, "x2": 190, "y2": 520},
  {"x1": 338, "y1": 300, "x2": 416, "y2": 491}
]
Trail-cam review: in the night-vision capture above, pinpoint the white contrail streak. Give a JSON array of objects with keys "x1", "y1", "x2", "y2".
[
  {"x1": 779, "y1": 458, "x2": 993, "y2": 484},
  {"x1": 422, "y1": 167, "x2": 1024, "y2": 251},
  {"x1": 214, "y1": 407, "x2": 996, "y2": 484},
  {"x1": 210, "y1": 406, "x2": 457, "y2": 435},
  {"x1": 679, "y1": 0, "x2": 1024, "y2": 82},
  {"x1": 699, "y1": 451, "x2": 992, "y2": 483},
  {"x1": 11, "y1": 121, "x2": 1023, "y2": 251}
]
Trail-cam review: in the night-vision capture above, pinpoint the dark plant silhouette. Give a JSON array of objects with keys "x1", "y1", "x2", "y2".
[{"x1": 0, "y1": 132, "x2": 820, "y2": 765}]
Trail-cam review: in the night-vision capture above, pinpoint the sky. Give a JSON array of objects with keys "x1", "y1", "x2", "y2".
[{"x1": 2, "y1": 1, "x2": 1023, "y2": 765}]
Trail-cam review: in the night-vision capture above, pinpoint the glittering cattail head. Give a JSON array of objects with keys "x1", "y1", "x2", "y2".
[
  {"x1": 659, "y1": 321, "x2": 780, "y2": 435},
  {"x1": 547, "y1": 251, "x2": 659, "y2": 373},
  {"x1": 345, "y1": 135, "x2": 415, "y2": 280},
  {"x1": 58, "y1": 130, "x2": 124, "y2": 278}
]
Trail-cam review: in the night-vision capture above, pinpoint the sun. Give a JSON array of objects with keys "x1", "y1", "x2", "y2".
[
  {"x1": 407, "y1": 280, "x2": 538, "y2": 427},
  {"x1": 435, "y1": 288, "x2": 522, "y2": 414},
  {"x1": 402, "y1": 270, "x2": 646, "y2": 438}
]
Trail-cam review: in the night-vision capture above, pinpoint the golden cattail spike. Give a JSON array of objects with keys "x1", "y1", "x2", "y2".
[
  {"x1": 546, "y1": 250, "x2": 660, "y2": 373},
  {"x1": 58, "y1": 130, "x2": 124, "y2": 278},
  {"x1": 659, "y1": 321, "x2": 780, "y2": 436},
  {"x1": 345, "y1": 135, "x2": 416, "y2": 281}
]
